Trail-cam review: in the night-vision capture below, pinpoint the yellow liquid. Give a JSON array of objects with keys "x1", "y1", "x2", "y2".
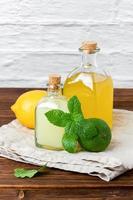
[{"x1": 63, "y1": 72, "x2": 113, "y2": 128}]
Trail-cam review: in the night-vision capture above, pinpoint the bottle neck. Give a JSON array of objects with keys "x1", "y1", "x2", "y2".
[
  {"x1": 81, "y1": 52, "x2": 97, "y2": 68},
  {"x1": 47, "y1": 84, "x2": 62, "y2": 96}
]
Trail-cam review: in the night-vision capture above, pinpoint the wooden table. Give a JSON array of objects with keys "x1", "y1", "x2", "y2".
[{"x1": 0, "y1": 88, "x2": 133, "y2": 200}]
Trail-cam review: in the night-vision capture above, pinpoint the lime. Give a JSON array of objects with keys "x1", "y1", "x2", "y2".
[{"x1": 78, "y1": 118, "x2": 111, "y2": 152}]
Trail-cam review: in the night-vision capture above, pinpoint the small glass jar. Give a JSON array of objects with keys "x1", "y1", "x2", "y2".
[{"x1": 35, "y1": 74, "x2": 68, "y2": 150}]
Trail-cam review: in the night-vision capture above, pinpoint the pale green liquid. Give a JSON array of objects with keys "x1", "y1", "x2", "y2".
[{"x1": 35, "y1": 97, "x2": 68, "y2": 150}]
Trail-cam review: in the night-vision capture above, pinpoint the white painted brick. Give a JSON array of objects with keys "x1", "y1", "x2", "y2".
[
  {"x1": 0, "y1": 0, "x2": 132, "y2": 88},
  {"x1": 117, "y1": 0, "x2": 133, "y2": 21},
  {"x1": 0, "y1": 0, "x2": 115, "y2": 23},
  {"x1": 0, "y1": 24, "x2": 87, "y2": 51},
  {"x1": 88, "y1": 23, "x2": 133, "y2": 53},
  {"x1": 0, "y1": 52, "x2": 80, "y2": 79},
  {"x1": 0, "y1": 0, "x2": 20, "y2": 23},
  {"x1": 0, "y1": 52, "x2": 133, "y2": 88},
  {"x1": 0, "y1": 23, "x2": 132, "y2": 54}
]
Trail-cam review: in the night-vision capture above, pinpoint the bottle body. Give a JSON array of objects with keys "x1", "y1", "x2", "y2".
[
  {"x1": 64, "y1": 72, "x2": 113, "y2": 128},
  {"x1": 63, "y1": 42, "x2": 113, "y2": 128},
  {"x1": 35, "y1": 95, "x2": 68, "y2": 150}
]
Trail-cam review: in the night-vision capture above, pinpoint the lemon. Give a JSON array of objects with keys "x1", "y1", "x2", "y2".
[{"x1": 11, "y1": 90, "x2": 47, "y2": 129}]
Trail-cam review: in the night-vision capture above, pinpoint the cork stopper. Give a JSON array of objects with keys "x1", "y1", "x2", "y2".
[
  {"x1": 49, "y1": 74, "x2": 61, "y2": 85},
  {"x1": 79, "y1": 41, "x2": 97, "y2": 54}
]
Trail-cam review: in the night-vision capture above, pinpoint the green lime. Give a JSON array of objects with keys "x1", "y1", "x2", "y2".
[{"x1": 78, "y1": 118, "x2": 112, "y2": 152}]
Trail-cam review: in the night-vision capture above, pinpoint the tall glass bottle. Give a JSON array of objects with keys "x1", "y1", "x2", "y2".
[
  {"x1": 63, "y1": 41, "x2": 113, "y2": 128},
  {"x1": 35, "y1": 74, "x2": 68, "y2": 150}
]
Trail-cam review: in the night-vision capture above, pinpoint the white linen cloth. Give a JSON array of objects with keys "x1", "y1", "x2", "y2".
[{"x1": 0, "y1": 109, "x2": 133, "y2": 181}]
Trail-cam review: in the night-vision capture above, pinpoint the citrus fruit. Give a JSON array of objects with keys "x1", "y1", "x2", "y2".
[
  {"x1": 11, "y1": 90, "x2": 47, "y2": 129},
  {"x1": 78, "y1": 118, "x2": 111, "y2": 152}
]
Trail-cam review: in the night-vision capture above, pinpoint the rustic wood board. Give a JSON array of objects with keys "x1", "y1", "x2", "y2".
[{"x1": 0, "y1": 88, "x2": 133, "y2": 200}]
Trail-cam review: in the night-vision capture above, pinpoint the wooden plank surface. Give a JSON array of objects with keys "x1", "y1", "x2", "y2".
[{"x1": 0, "y1": 88, "x2": 133, "y2": 200}]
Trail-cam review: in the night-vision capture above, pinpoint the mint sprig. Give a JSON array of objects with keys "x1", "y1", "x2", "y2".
[
  {"x1": 45, "y1": 96, "x2": 82, "y2": 153},
  {"x1": 14, "y1": 166, "x2": 47, "y2": 178},
  {"x1": 45, "y1": 96, "x2": 111, "y2": 153}
]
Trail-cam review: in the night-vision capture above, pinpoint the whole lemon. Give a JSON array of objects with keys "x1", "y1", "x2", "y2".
[{"x1": 11, "y1": 90, "x2": 47, "y2": 129}]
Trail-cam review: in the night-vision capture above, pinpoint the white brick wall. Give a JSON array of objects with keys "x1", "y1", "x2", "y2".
[{"x1": 0, "y1": 0, "x2": 133, "y2": 88}]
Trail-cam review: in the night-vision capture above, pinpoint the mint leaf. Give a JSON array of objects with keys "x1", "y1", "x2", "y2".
[
  {"x1": 68, "y1": 96, "x2": 83, "y2": 115},
  {"x1": 62, "y1": 121, "x2": 80, "y2": 153},
  {"x1": 45, "y1": 109, "x2": 71, "y2": 127},
  {"x1": 62, "y1": 132, "x2": 79, "y2": 153},
  {"x1": 14, "y1": 168, "x2": 38, "y2": 178},
  {"x1": 65, "y1": 121, "x2": 80, "y2": 136},
  {"x1": 14, "y1": 166, "x2": 47, "y2": 178}
]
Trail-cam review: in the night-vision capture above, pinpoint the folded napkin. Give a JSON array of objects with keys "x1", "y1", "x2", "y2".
[{"x1": 0, "y1": 109, "x2": 133, "y2": 181}]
